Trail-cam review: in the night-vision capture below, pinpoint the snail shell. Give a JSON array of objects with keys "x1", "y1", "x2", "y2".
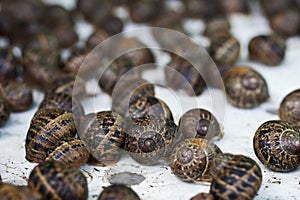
[
  {"x1": 98, "y1": 184, "x2": 140, "y2": 200},
  {"x1": 270, "y1": 10, "x2": 300, "y2": 37},
  {"x1": 125, "y1": 115, "x2": 182, "y2": 165},
  {"x1": 86, "y1": 28, "x2": 109, "y2": 49},
  {"x1": 129, "y1": 96, "x2": 173, "y2": 121},
  {"x1": 45, "y1": 138, "x2": 89, "y2": 168},
  {"x1": 216, "y1": 0, "x2": 250, "y2": 14},
  {"x1": 209, "y1": 33, "x2": 240, "y2": 66},
  {"x1": 79, "y1": 111, "x2": 126, "y2": 166},
  {"x1": 165, "y1": 55, "x2": 205, "y2": 96},
  {"x1": 224, "y1": 66, "x2": 269, "y2": 108},
  {"x1": 169, "y1": 138, "x2": 222, "y2": 182},
  {"x1": 0, "y1": 95, "x2": 10, "y2": 127},
  {"x1": 178, "y1": 108, "x2": 223, "y2": 141},
  {"x1": 25, "y1": 108, "x2": 77, "y2": 163},
  {"x1": 0, "y1": 183, "x2": 42, "y2": 200},
  {"x1": 112, "y1": 77, "x2": 155, "y2": 117},
  {"x1": 0, "y1": 81, "x2": 33, "y2": 112},
  {"x1": 278, "y1": 89, "x2": 300, "y2": 128},
  {"x1": 210, "y1": 153, "x2": 262, "y2": 200},
  {"x1": 248, "y1": 35, "x2": 286, "y2": 66},
  {"x1": 204, "y1": 17, "x2": 231, "y2": 38},
  {"x1": 190, "y1": 193, "x2": 214, "y2": 200},
  {"x1": 0, "y1": 47, "x2": 19, "y2": 80},
  {"x1": 28, "y1": 160, "x2": 88, "y2": 200},
  {"x1": 253, "y1": 120, "x2": 300, "y2": 172}
]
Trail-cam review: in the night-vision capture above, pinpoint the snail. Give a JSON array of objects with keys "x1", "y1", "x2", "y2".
[
  {"x1": 248, "y1": 35, "x2": 286, "y2": 66},
  {"x1": 0, "y1": 47, "x2": 19, "y2": 80},
  {"x1": 223, "y1": 66, "x2": 269, "y2": 108},
  {"x1": 253, "y1": 120, "x2": 300, "y2": 172},
  {"x1": 98, "y1": 184, "x2": 140, "y2": 200},
  {"x1": 169, "y1": 138, "x2": 222, "y2": 182},
  {"x1": 204, "y1": 16, "x2": 230, "y2": 38},
  {"x1": 125, "y1": 115, "x2": 182, "y2": 165},
  {"x1": 129, "y1": 0, "x2": 163, "y2": 23},
  {"x1": 270, "y1": 10, "x2": 300, "y2": 37},
  {"x1": 28, "y1": 160, "x2": 88, "y2": 200},
  {"x1": 0, "y1": 183, "x2": 42, "y2": 200},
  {"x1": 25, "y1": 108, "x2": 77, "y2": 163},
  {"x1": 210, "y1": 153, "x2": 262, "y2": 200},
  {"x1": 0, "y1": 95, "x2": 10, "y2": 127},
  {"x1": 129, "y1": 96, "x2": 174, "y2": 121},
  {"x1": 209, "y1": 33, "x2": 240, "y2": 66},
  {"x1": 165, "y1": 55, "x2": 205, "y2": 96},
  {"x1": 178, "y1": 108, "x2": 223, "y2": 141},
  {"x1": 45, "y1": 138, "x2": 90, "y2": 168},
  {"x1": 111, "y1": 77, "x2": 155, "y2": 117},
  {"x1": 217, "y1": 0, "x2": 250, "y2": 14},
  {"x1": 278, "y1": 89, "x2": 300, "y2": 128},
  {"x1": 86, "y1": 28, "x2": 109, "y2": 49},
  {"x1": 190, "y1": 193, "x2": 214, "y2": 200},
  {"x1": 78, "y1": 111, "x2": 127, "y2": 166},
  {"x1": 182, "y1": 0, "x2": 218, "y2": 19},
  {"x1": 0, "y1": 81, "x2": 33, "y2": 112}
]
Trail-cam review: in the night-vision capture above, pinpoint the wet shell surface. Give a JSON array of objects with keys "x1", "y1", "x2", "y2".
[
  {"x1": 0, "y1": 184, "x2": 42, "y2": 200},
  {"x1": 0, "y1": 95, "x2": 10, "y2": 127},
  {"x1": 210, "y1": 153, "x2": 262, "y2": 200},
  {"x1": 25, "y1": 108, "x2": 77, "y2": 163},
  {"x1": 178, "y1": 108, "x2": 223, "y2": 141},
  {"x1": 98, "y1": 184, "x2": 140, "y2": 200},
  {"x1": 129, "y1": 96, "x2": 173, "y2": 121},
  {"x1": 28, "y1": 160, "x2": 88, "y2": 200},
  {"x1": 170, "y1": 138, "x2": 222, "y2": 182},
  {"x1": 78, "y1": 111, "x2": 126, "y2": 166},
  {"x1": 125, "y1": 115, "x2": 182, "y2": 165},
  {"x1": 224, "y1": 66, "x2": 269, "y2": 108},
  {"x1": 253, "y1": 120, "x2": 300, "y2": 172},
  {"x1": 248, "y1": 35, "x2": 286, "y2": 66},
  {"x1": 278, "y1": 89, "x2": 300, "y2": 128}
]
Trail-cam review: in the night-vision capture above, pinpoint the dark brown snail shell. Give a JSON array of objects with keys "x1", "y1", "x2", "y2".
[
  {"x1": 125, "y1": 115, "x2": 182, "y2": 165},
  {"x1": 25, "y1": 108, "x2": 77, "y2": 163},
  {"x1": 178, "y1": 108, "x2": 223, "y2": 141},
  {"x1": 248, "y1": 35, "x2": 286, "y2": 66},
  {"x1": 28, "y1": 160, "x2": 88, "y2": 200},
  {"x1": 0, "y1": 81, "x2": 33, "y2": 112},
  {"x1": 224, "y1": 66, "x2": 269, "y2": 108},
  {"x1": 78, "y1": 111, "x2": 127, "y2": 166},
  {"x1": 111, "y1": 77, "x2": 155, "y2": 117},
  {"x1": 86, "y1": 28, "x2": 109, "y2": 49},
  {"x1": 129, "y1": 96, "x2": 173, "y2": 121},
  {"x1": 165, "y1": 55, "x2": 205, "y2": 96},
  {"x1": 0, "y1": 95, "x2": 10, "y2": 127},
  {"x1": 169, "y1": 138, "x2": 222, "y2": 182},
  {"x1": 129, "y1": 0, "x2": 163, "y2": 23},
  {"x1": 0, "y1": 47, "x2": 19, "y2": 80},
  {"x1": 0, "y1": 183, "x2": 42, "y2": 200},
  {"x1": 182, "y1": 0, "x2": 218, "y2": 19},
  {"x1": 204, "y1": 16, "x2": 231, "y2": 38},
  {"x1": 98, "y1": 184, "x2": 140, "y2": 200},
  {"x1": 190, "y1": 193, "x2": 214, "y2": 200},
  {"x1": 209, "y1": 33, "x2": 240, "y2": 66},
  {"x1": 278, "y1": 89, "x2": 300, "y2": 128},
  {"x1": 45, "y1": 138, "x2": 90, "y2": 168},
  {"x1": 216, "y1": 0, "x2": 250, "y2": 14},
  {"x1": 253, "y1": 120, "x2": 300, "y2": 172},
  {"x1": 210, "y1": 153, "x2": 262, "y2": 200}
]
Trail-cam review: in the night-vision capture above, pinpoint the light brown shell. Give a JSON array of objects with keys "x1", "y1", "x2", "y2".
[
  {"x1": 224, "y1": 66, "x2": 269, "y2": 108},
  {"x1": 170, "y1": 138, "x2": 222, "y2": 182},
  {"x1": 190, "y1": 193, "x2": 214, "y2": 200},
  {"x1": 0, "y1": 184, "x2": 42, "y2": 200}
]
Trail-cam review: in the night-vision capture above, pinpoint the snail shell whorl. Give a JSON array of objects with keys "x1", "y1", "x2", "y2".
[
  {"x1": 279, "y1": 89, "x2": 300, "y2": 128},
  {"x1": 253, "y1": 120, "x2": 300, "y2": 172}
]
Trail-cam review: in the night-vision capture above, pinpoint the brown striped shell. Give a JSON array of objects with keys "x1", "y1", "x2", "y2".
[
  {"x1": 0, "y1": 95, "x2": 10, "y2": 127},
  {"x1": 28, "y1": 160, "x2": 88, "y2": 200},
  {"x1": 125, "y1": 115, "x2": 182, "y2": 165},
  {"x1": 190, "y1": 193, "x2": 214, "y2": 200},
  {"x1": 248, "y1": 35, "x2": 286, "y2": 66},
  {"x1": 224, "y1": 66, "x2": 269, "y2": 108},
  {"x1": 210, "y1": 153, "x2": 262, "y2": 200},
  {"x1": 165, "y1": 55, "x2": 205, "y2": 96},
  {"x1": 111, "y1": 77, "x2": 155, "y2": 117},
  {"x1": 278, "y1": 89, "x2": 300, "y2": 128},
  {"x1": 0, "y1": 184, "x2": 42, "y2": 200},
  {"x1": 209, "y1": 33, "x2": 240, "y2": 66},
  {"x1": 270, "y1": 10, "x2": 300, "y2": 37},
  {"x1": 129, "y1": 96, "x2": 173, "y2": 121},
  {"x1": 253, "y1": 120, "x2": 300, "y2": 172},
  {"x1": 204, "y1": 17, "x2": 231, "y2": 38},
  {"x1": 169, "y1": 138, "x2": 222, "y2": 182},
  {"x1": 78, "y1": 111, "x2": 126, "y2": 166},
  {"x1": 0, "y1": 47, "x2": 19, "y2": 80},
  {"x1": 178, "y1": 108, "x2": 223, "y2": 141},
  {"x1": 0, "y1": 81, "x2": 33, "y2": 112},
  {"x1": 25, "y1": 108, "x2": 77, "y2": 163},
  {"x1": 45, "y1": 138, "x2": 89, "y2": 168},
  {"x1": 98, "y1": 185, "x2": 140, "y2": 200}
]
